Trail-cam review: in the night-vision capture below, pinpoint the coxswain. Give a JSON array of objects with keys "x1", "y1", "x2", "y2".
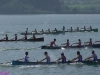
[
  {"x1": 85, "y1": 50, "x2": 98, "y2": 61},
  {"x1": 84, "y1": 38, "x2": 92, "y2": 45},
  {"x1": 38, "y1": 52, "x2": 50, "y2": 63},
  {"x1": 57, "y1": 53, "x2": 67, "y2": 63},
  {"x1": 50, "y1": 38, "x2": 56, "y2": 47},
  {"x1": 71, "y1": 51, "x2": 82, "y2": 62}
]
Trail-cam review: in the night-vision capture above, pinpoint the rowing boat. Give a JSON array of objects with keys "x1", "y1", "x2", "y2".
[
  {"x1": 12, "y1": 59, "x2": 100, "y2": 65},
  {"x1": 65, "y1": 28, "x2": 98, "y2": 32},
  {"x1": 20, "y1": 28, "x2": 98, "y2": 35},
  {"x1": 0, "y1": 37, "x2": 44, "y2": 42},
  {"x1": 41, "y1": 44, "x2": 100, "y2": 49},
  {"x1": 20, "y1": 30, "x2": 65, "y2": 35}
]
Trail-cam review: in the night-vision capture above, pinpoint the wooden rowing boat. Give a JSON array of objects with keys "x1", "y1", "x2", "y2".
[
  {"x1": 20, "y1": 28, "x2": 98, "y2": 35},
  {"x1": 41, "y1": 44, "x2": 100, "y2": 49},
  {"x1": 0, "y1": 37, "x2": 44, "y2": 42},
  {"x1": 12, "y1": 59, "x2": 100, "y2": 65}
]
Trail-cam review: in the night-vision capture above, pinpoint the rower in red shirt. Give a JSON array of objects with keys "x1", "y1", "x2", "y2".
[{"x1": 50, "y1": 39, "x2": 56, "y2": 47}]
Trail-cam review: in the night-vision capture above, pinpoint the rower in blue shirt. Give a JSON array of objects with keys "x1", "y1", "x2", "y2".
[
  {"x1": 57, "y1": 52, "x2": 66, "y2": 63},
  {"x1": 38, "y1": 52, "x2": 50, "y2": 63},
  {"x1": 24, "y1": 52, "x2": 29, "y2": 62},
  {"x1": 71, "y1": 51, "x2": 82, "y2": 62},
  {"x1": 85, "y1": 50, "x2": 98, "y2": 61}
]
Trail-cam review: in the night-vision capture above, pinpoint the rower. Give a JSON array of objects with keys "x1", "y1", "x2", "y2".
[
  {"x1": 72, "y1": 39, "x2": 81, "y2": 47},
  {"x1": 85, "y1": 50, "x2": 98, "y2": 61},
  {"x1": 84, "y1": 38, "x2": 92, "y2": 45},
  {"x1": 87, "y1": 26, "x2": 92, "y2": 30},
  {"x1": 90, "y1": 26, "x2": 92, "y2": 30},
  {"x1": 30, "y1": 34, "x2": 36, "y2": 39},
  {"x1": 40, "y1": 29, "x2": 44, "y2": 33},
  {"x1": 62, "y1": 39, "x2": 70, "y2": 47},
  {"x1": 53, "y1": 28, "x2": 57, "y2": 32},
  {"x1": 50, "y1": 38, "x2": 56, "y2": 47},
  {"x1": 11, "y1": 34, "x2": 17, "y2": 40},
  {"x1": 84, "y1": 26, "x2": 86, "y2": 30},
  {"x1": 70, "y1": 27, "x2": 73, "y2": 32},
  {"x1": 76, "y1": 27, "x2": 79, "y2": 31},
  {"x1": 57, "y1": 53, "x2": 66, "y2": 63},
  {"x1": 46, "y1": 28, "x2": 50, "y2": 33},
  {"x1": 71, "y1": 51, "x2": 82, "y2": 62},
  {"x1": 62, "y1": 26, "x2": 65, "y2": 31},
  {"x1": 32, "y1": 29, "x2": 37, "y2": 33},
  {"x1": 24, "y1": 52, "x2": 29, "y2": 62},
  {"x1": 81, "y1": 26, "x2": 86, "y2": 30},
  {"x1": 38, "y1": 52, "x2": 50, "y2": 63},
  {"x1": 21, "y1": 34, "x2": 27, "y2": 40},
  {"x1": 2, "y1": 34, "x2": 8, "y2": 41},
  {"x1": 25, "y1": 28, "x2": 28, "y2": 34}
]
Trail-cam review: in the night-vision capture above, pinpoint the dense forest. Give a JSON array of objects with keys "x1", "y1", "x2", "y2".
[{"x1": 0, "y1": 0, "x2": 100, "y2": 14}]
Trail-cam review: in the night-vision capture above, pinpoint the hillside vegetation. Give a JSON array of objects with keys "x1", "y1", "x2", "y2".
[{"x1": 0, "y1": 0, "x2": 100, "y2": 14}]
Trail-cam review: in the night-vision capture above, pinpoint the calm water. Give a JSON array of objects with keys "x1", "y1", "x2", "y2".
[{"x1": 0, "y1": 14, "x2": 100, "y2": 75}]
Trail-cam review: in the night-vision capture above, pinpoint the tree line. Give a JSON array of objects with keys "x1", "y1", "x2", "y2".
[{"x1": 0, "y1": 0, "x2": 100, "y2": 14}]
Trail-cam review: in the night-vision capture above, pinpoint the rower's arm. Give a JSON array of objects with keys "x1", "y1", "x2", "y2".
[
  {"x1": 57, "y1": 57, "x2": 62, "y2": 62},
  {"x1": 85, "y1": 56, "x2": 92, "y2": 60},
  {"x1": 71, "y1": 56, "x2": 78, "y2": 61},
  {"x1": 39, "y1": 57, "x2": 46, "y2": 62},
  {"x1": 72, "y1": 43, "x2": 78, "y2": 45},
  {"x1": 84, "y1": 42, "x2": 89, "y2": 44},
  {"x1": 94, "y1": 41, "x2": 100, "y2": 43}
]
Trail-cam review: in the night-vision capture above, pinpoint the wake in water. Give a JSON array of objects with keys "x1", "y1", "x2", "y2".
[
  {"x1": 0, "y1": 47, "x2": 41, "y2": 51},
  {"x1": 0, "y1": 62, "x2": 12, "y2": 68},
  {"x1": 0, "y1": 31, "x2": 24, "y2": 36}
]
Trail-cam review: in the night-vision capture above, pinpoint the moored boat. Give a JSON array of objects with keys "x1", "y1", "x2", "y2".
[
  {"x1": 0, "y1": 37, "x2": 44, "y2": 42},
  {"x1": 12, "y1": 59, "x2": 100, "y2": 65}
]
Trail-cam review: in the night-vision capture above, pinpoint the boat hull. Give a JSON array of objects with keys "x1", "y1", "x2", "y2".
[
  {"x1": 0, "y1": 37, "x2": 44, "y2": 42},
  {"x1": 41, "y1": 44, "x2": 100, "y2": 49},
  {"x1": 12, "y1": 59, "x2": 100, "y2": 65}
]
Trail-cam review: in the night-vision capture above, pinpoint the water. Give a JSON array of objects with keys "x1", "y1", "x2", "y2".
[{"x1": 0, "y1": 14, "x2": 100, "y2": 75}]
